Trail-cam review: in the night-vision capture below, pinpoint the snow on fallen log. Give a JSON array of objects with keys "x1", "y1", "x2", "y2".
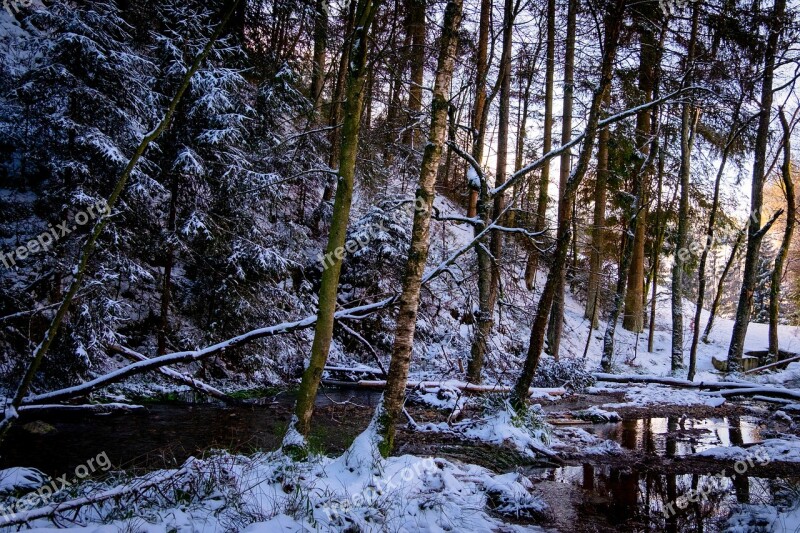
[
  {"x1": 0, "y1": 462, "x2": 192, "y2": 527},
  {"x1": 743, "y1": 353, "x2": 800, "y2": 374},
  {"x1": 17, "y1": 403, "x2": 145, "y2": 415},
  {"x1": 109, "y1": 344, "x2": 235, "y2": 403},
  {"x1": 594, "y1": 373, "x2": 800, "y2": 402},
  {"x1": 21, "y1": 298, "x2": 397, "y2": 406},
  {"x1": 711, "y1": 387, "x2": 800, "y2": 401},
  {"x1": 593, "y1": 373, "x2": 750, "y2": 389},
  {"x1": 322, "y1": 379, "x2": 565, "y2": 397}
]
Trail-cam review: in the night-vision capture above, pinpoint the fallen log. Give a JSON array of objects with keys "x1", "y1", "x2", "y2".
[
  {"x1": 594, "y1": 373, "x2": 800, "y2": 402},
  {"x1": 711, "y1": 387, "x2": 800, "y2": 402},
  {"x1": 18, "y1": 403, "x2": 145, "y2": 415},
  {"x1": 744, "y1": 353, "x2": 800, "y2": 374},
  {"x1": 109, "y1": 344, "x2": 235, "y2": 404},
  {"x1": 0, "y1": 462, "x2": 192, "y2": 527},
  {"x1": 322, "y1": 379, "x2": 565, "y2": 397},
  {"x1": 593, "y1": 373, "x2": 750, "y2": 389}
]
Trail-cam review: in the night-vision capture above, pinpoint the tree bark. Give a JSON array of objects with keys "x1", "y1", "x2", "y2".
[
  {"x1": 310, "y1": 0, "x2": 328, "y2": 108},
  {"x1": 322, "y1": 0, "x2": 357, "y2": 201},
  {"x1": 287, "y1": 0, "x2": 381, "y2": 448},
  {"x1": 585, "y1": 91, "x2": 611, "y2": 327},
  {"x1": 466, "y1": 0, "x2": 516, "y2": 383},
  {"x1": 647, "y1": 146, "x2": 667, "y2": 352},
  {"x1": 466, "y1": 0, "x2": 490, "y2": 218},
  {"x1": 488, "y1": 0, "x2": 516, "y2": 320},
  {"x1": 545, "y1": 0, "x2": 576, "y2": 359},
  {"x1": 403, "y1": 0, "x2": 426, "y2": 147},
  {"x1": 159, "y1": 172, "x2": 179, "y2": 356},
  {"x1": 524, "y1": 0, "x2": 556, "y2": 290},
  {"x1": 512, "y1": 0, "x2": 626, "y2": 409},
  {"x1": 702, "y1": 226, "x2": 746, "y2": 343},
  {"x1": 768, "y1": 109, "x2": 795, "y2": 359},
  {"x1": 671, "y1": 3, "x2": 700, "y2": 372},
  {"x1": 727, "y1": 0, "x2": 787, "y2": 370},
  {"x1": 377, "y1": 0, "x2": 463, "y2": 457},
  {"x1": 622, "y1": 8, "x2": 657, "y2": 333},
  {"x1": 687, "y1": 100, "x2": 743, "y2": 380}
]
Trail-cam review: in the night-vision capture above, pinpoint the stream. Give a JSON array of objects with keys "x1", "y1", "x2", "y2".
[{"x1": 1, "y1": 390, "x2": 797, "y2": 531}]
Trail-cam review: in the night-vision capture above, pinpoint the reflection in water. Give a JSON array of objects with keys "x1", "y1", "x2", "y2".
[
  {"x1": 531, "y1": 464, "x2": 785, "y2": 531},
  {"x1": 0, "y1": 389, "x2": 384, "y2": 477},
  {"x1": 589, "y1": 416, "x2": 763, "y2": 456}
]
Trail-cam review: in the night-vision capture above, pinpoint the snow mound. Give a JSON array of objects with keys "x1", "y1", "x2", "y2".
[{"x1": 0, "y1": 467, "x2": 47, "y2": 494}]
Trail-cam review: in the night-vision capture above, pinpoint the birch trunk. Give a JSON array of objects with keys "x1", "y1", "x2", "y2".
[{"x1": 377, "y1": 0, "x2": 463, "y2": 456}]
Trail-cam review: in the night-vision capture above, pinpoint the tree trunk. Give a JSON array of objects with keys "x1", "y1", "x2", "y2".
[
  {"x1": 403, "y1": 0, "x2": 426, "y2": 147},
  {"x1": 513, "y1": 52, "x2": 536, "y2": 228},
  {"x1": 671, "y1": 3, "x2": 700, "y2": 372},
  {"x1": 159, "y1": 173, "x2": 179, "y2": 356},
  {"x1": 727, "y1": 0, "x2": 787, "y2": 370},
  {"x1": 513, "y1": 0, "x2": 626, "y2": 409},
  {"x1": 466, "y1": 0, "x2": 490, "y2": 218},
  {"x1": 310, "y1": 0, "x2": 328, "y2": 108},
  {"x1": 545, "y1": 0, "x2": 576, "y2": 359},
  {"x1": 466, "y1": 0, "x2": 516, "y2": 383},
  {"x1": 585, "y1": 91, "x2": 611, "y2": 327},
  {"x1": 286, "y1": 0, "x2": 381, "y2": 449},
  {"x1": 322, "y1": 0, "x2": 357, "y2": 201},
  {"x1": 622, "y1": 9, "x2": 657, "y2": 333},
  {"x1": 524, "y1": 0, "x2": 555, "y2": 290},
  {"x1": 702, "y1": 226, "x2": 746, "y2": 343},
  {"x1": 648, "y1": 146, "x2": 667, "y2": 352},
  {"x1": 377, "y1": 0, "x2": 463, "y2": 457},
  {"x1": 687, "y1": 100, "x2": 743, "y2": 380},
  {"x1": 488, "y1": 0, "x2": 516, "y2": 319},
  {"x1": 768, "y1": 110, "x2": 795, "y2": 359}
]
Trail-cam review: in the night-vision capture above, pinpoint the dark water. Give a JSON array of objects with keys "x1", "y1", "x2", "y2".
[
  {"x1": 529, "y1": 415, "x2": 793, "y2": 531},
  {"x1": 530, "y1": 463, "x2": 792, "y2": 532},
  {"x1": 0, "y1": 389, "x2": 383, "y2": 477},
  {"x1": 0, "y1": 395, "x2": 794, "y2": 532}
]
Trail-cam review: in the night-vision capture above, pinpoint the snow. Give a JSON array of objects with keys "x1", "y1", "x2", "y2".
[
  {"x1": 466, "y1": 166, "x2": 481, "y2": 189},
  {"x1": 696, "y1": 436, "x2": 800, "y2": 463},
  {"x1": 0, "y1": 468, "x2": 47, "y2": 495},
  {"x1": 2, "y1": 441, "x2": 548, "y2": 532},
  {"x1": 602, "y1": 383, "x2": 727, "y2": 408}
]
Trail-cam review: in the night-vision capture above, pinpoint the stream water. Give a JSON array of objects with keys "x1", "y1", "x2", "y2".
[{"x1": 0, "y1": 392, "x2": 796, "y2": 531}]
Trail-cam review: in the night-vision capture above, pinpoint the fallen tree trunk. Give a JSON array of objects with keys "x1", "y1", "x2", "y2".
[
  {"x1": 322, "y1": 379, "x2": 565, "y2": 396},
  {"x1": 17, "y1": 403, "x2": 145, "y2": 415},
  {"x1": 593, "y1": 373, "x2": 749, "y2": 389},
  {"x1": 712, "y1": 387, "x2": 800, "y2": 401},
  {"x1": 109, "y1": 344, "x2": 236, "y2": 404},
  {"x1": 744, "y1": 353, "x2": 800, "y2": 374},
  {"x1": 594, "y1": 373, "x2": 800, "y2": 402},
  {"x1": 0, "y1": 462, "x2": 192, "y2": 527}
]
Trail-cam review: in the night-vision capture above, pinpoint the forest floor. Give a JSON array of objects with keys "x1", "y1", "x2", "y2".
[{"x1": 3, "y1": 198, "x2": 800, "y2": 531}]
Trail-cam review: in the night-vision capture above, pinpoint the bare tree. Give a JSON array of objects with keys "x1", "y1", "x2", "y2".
[
  {"x1": 376, "y1": 0, "x2": 463, "y2": 456},
  {"x1": 727, "y1": 0, "x2": 787, "y2": 370}
]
